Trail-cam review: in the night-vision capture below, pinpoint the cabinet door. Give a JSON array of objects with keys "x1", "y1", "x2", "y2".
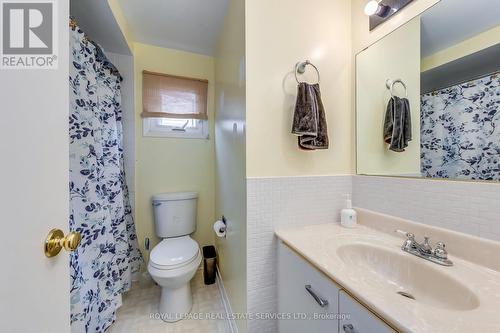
[
  {"x1": 339, "y1": 290, "x2": 396, "y2": 333},
  {"x1": 278, "y1": 242, "x2": 339, "y2": 333}
]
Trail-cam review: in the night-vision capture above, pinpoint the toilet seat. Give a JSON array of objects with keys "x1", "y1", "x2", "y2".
[{"x1": 150, "y1": 236, "x2": 200, "y2": 270}]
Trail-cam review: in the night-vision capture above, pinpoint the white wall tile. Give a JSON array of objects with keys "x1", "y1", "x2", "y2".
[
  {"x1": 353, "y1": 176, "x2": 500, "y2": 242},
  {"x1": 246, "y1": 176, "x2": 352, "y2": 332},
  {"x1": 247, "y1": 175, "x2": 500, "y2": 332}
]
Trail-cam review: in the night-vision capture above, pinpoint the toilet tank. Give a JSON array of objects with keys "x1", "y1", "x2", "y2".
[{"x1": 152, "y1": 192, "x2": 198, "y2": 238}]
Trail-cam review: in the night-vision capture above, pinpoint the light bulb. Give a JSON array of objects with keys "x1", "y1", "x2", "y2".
[{"x1": 364, "y1": 0, "x2": 380, "y2": 16}]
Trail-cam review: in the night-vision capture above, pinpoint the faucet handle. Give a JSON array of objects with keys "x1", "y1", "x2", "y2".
[
  {"x1": 434, "y1": 242, "x2": 448, "y2": 260},
  {"x1": 396, "y1": 230, "x2": 416, "y2": 252},
  {"x1": 421, "y1": 236, "x2": 433, "y2": 253}
]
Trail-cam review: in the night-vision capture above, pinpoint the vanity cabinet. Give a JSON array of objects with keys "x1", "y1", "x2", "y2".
[
  {"x1": 278, "y1": 242, "x2": 340, "y2": 333},
  {"x1": 339, "y1": 290, "x2": 396, "y2": 333},
  {"x1": 278, "y1": 242, "x2": 396, "y2": 333}
]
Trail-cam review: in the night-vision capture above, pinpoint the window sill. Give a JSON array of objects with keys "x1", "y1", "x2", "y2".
[{"x1": 142, "y1": 118, "x2": 209, "y2": 140}]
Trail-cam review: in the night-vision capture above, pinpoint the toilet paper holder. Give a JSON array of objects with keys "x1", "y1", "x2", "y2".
[
  {"x1": 218, "y1": 216, "x2": 227, "y2": 238},
  {"x1": 221, "y1": 215, "x2": 227, "y2": 231}
]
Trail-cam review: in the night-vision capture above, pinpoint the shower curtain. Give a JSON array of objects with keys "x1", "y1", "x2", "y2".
[
  {"x1": 69, "y1": 19, "x2": 143, "y2": 332},
  {"x1": 421, "y1": 73, "x2": 500, "y2": 180}
]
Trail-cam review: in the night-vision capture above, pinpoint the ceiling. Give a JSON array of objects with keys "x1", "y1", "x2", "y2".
[
  {"x1": 117, "y1": 0, "x2": 228, "y2": 56},
  {"x1": 71, "y1": 0, "x2": 131, "y2": 55},
  {"x1": 421, "y1": 0, "x2": 500, "y2": 58}
]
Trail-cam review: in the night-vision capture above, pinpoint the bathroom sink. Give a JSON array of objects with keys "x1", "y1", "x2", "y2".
[
  {"x1": 335, "y1": 243, "x2": 480, "y2": 311},
  {"x1": 276, "y1": 221, "x2": 500, "y2": 333}
]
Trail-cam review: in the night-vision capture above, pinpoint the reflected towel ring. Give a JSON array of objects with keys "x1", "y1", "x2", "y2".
[
  {"x1": 386, "y1": 78, "x2": 408, "y2": 98},
  {"x1": 295, "y1": 60, "x2": 321, "y2": 84}
]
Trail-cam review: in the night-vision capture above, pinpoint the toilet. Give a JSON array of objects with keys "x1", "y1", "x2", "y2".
[{"x1": 147, "y1": 192, "x2": 202, "y2": 322}]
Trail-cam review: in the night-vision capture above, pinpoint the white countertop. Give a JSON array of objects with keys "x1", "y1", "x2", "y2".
[{"x1": 275, "y1": 221, "x2": 500, "y2": 333}]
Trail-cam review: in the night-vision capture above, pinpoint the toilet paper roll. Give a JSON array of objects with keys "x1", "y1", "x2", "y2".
[{"x1": 213, "y1": 220, "x2": 226, "y2": 238}]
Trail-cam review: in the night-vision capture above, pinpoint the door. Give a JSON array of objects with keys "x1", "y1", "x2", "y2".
[{"x1": 0, "y1": 0, "x2": 71, "y2": 332}]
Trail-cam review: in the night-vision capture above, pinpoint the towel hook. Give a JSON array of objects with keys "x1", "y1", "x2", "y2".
[
  {"x1": 295, "y1": 60, "x2": 320, "y2": 84},
  {"x1": 386, "y1": 78, "x2": 408, "y2": 98}
]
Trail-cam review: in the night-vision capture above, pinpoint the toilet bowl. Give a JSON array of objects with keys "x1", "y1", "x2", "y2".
[
  {"x1": 147, "y1": 192, "x2": 200, "y2": 322},
  {"x1": 148, "y1": 236, "x2": 202, "y2": 322}
]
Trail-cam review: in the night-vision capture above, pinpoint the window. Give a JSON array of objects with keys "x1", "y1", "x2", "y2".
[
  {"x1": 143, "y1": 117, "x2": 208, "y2": 139},
  {"x1": 141, "y1": 71, "x2": 208, "y2": 139}
]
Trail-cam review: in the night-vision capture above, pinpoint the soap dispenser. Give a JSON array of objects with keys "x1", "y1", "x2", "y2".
[{"x1": 341, "y1": 194, "x2": 357, "y2": 228}]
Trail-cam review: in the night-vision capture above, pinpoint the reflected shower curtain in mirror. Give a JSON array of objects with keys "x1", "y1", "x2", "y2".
[
  {"x1": 421, "y1": 73, "x2": 500, "y2": 180},
  {"x1": 69, "y1": 19, "x2": 143, "y2": 332}
]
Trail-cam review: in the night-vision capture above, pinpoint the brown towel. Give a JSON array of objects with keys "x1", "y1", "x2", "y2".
[
  {"x1": 383, "y1": 96, "x2": 412, "y2": 152},
  {"x1": 292, "y1": 83, "x2": 329, "y2": 150}
]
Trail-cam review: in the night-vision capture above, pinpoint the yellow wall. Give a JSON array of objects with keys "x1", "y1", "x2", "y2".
[
  {"x1": 133, "y1": 43, "x2": 216, "y2": 262},
  {"x1": 245, "y1": 0, "x2": 353, "y2": 177},
  {"x1": 356, "y1": 18, "x2": 421, "y2": 176},
  {"x1": 244, "y1": 0, "x2": 440, "y2": 178},
  {"x1": 214, "y1": 0, "x2": 247, "y2": 330},
  {"x1": 422, "y1": 24, "x2": 500, "y2": 72}
]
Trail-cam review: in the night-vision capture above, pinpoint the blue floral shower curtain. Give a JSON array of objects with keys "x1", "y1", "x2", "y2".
[
  {"x1": 421, "y1": 73, "x2": 500, "y2": 180},
  {"x1": 69, "y1": 19, "x2": 143, "y2": 332}
]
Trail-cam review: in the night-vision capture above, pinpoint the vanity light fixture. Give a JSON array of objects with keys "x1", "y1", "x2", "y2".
[
  {"x1": 364, "y1": 0, "x2": 391, "y2": 17},
  {"x1": 365, "y1": 0, "x2": 414, "y2": 31}
]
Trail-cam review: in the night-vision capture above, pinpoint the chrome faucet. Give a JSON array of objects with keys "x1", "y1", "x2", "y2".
[{"x1": 395, "y1": 230, "x2": 453, "y2": 266}]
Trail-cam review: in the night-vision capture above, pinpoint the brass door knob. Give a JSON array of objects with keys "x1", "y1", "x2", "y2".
[{"x1": 44, "y1": 229, "x2": 82, "y2": 258}]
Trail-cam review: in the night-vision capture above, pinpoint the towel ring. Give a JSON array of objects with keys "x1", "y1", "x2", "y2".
[
  {"x1": 295, "y1": 60, "x2": 320, "y2": 84},
  {"x1": 386, "y1": 79, "x2": 408, "y2": 98}
]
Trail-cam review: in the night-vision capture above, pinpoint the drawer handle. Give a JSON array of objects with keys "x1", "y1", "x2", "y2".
[
  {"x1": 343, "y1": 324, "x2": 356, "y2": 333},
  {"x1": 304, "y1": 284, "x2": 329, "y2": 307}
]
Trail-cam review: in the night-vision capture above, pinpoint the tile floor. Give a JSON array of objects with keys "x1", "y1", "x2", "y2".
[{"x1": 108, "y1": 269, "x2": 229, "y2": 333}]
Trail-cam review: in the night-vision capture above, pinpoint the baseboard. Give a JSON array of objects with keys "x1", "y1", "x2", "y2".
[{"x1": 216, "y1": 266, "x2": 238, "y2": 333}]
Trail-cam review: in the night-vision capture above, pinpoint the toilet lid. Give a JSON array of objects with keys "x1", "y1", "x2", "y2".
[{"x1": 150, "y1": 236, "x2": 199, "y2": 267}]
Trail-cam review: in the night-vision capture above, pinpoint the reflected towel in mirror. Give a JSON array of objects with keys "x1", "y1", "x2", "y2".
[{"x1": 383, "y1": 96, "x2": 412, "y2": 152}]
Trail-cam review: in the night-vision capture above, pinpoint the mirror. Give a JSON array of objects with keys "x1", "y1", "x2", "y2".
[{"x1": 356, "y1": 0, "x2": 500, "y2": 181}]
